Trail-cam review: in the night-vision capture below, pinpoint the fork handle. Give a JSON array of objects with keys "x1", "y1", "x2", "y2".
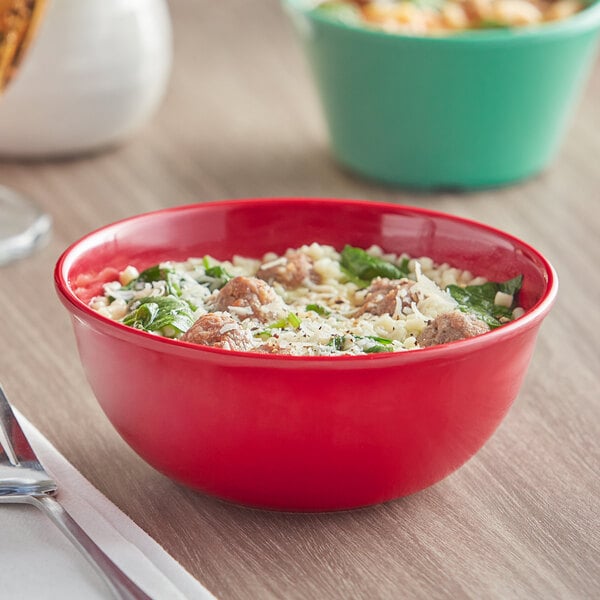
[{"x1": 28, "y1": 495, "x2": 153, "y2": 600}]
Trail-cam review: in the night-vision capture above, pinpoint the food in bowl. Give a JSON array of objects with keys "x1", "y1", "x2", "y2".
[
  {"x1": 55, "y1": 199, "x2": 557, "y2": 511},
  {"x1": 89, "y1": 243, "x2": 524, "y2": 355},
  {"x1": 284, "y1": 0, "x2": 600, "y2": 187},
  {"x1": 316, "y1": 0, "x2": 590, "y2": 35}
]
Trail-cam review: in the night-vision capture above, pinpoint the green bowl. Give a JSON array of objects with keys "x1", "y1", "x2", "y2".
[{"x1": 283, "y1": 1, "x2": 600, "y2": 189}]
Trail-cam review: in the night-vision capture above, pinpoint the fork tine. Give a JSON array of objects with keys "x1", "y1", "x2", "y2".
[
  {"x1": 0, "y1": 383, "x2": 56, "y2": 496},
  {"x1": 0, "y1": 383, "x2": 49, "y2": 471},
  {"x1": 0, "y1": 385, "x2": 20, "y2": 466}
]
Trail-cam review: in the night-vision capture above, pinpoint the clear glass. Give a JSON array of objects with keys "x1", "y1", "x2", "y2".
[
  {"x1": 0, "y1": 185, "x2": 51, "y2": 265},
  {"x1": 0, "y1": 0, "x2": 50, "y2": 266}
]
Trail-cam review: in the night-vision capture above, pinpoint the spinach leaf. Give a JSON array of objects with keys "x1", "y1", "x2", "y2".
[
  {"x1": 328, "y1": 335, "x2": 347, "y2": 351},
  {"x1": 499, "y1": 275, "x2": 523, "y2": 297},
  {"x1": 122, "y1": 296, "x2": 194, "y2": 334},
  {"x1": 398, "y1": 257, "x2": 410, "y2": 275},
  {"x1": 125, "y1": 265, "x2": 168, "y2": 287},
  {"x1": 269, "y1": 313, "x2": 302, "y2": 330},
  {"x1": 363, "y1": 344, "x2": 391, "y2": 354},
  {"x1": 359, "y1": 335, "x2": 393, "y2": 346},
  {"x1": 122, "y1": 301, "x2": 159, "y2": 331},
  {"x1": 254, "y1": 330, "x2": 272, "y2": 340},
  {"x1": 124, "y1": 265, "x2": 181, "y2": 296},
  {"x1": 202, "y1": 257, "x2": 232, "y2": 290},
  {"x1": 340, "y1": 245, "x2": 409, "y2": 286},
  {"x1": 288, "y1": 312, "x2": 302, "y2": 329},
  {"x1": 306, "y1": 303, "x2": 331, "y2": 317},
  {"x1": 358, "y1": 335, "x2": 393, "y2": 354},
  {"x1": 447, "y1": 275, "x2": 523, "y2": 329},
  {"x1": 205, "y1": 265, "x2": 231, "y2": 280}
]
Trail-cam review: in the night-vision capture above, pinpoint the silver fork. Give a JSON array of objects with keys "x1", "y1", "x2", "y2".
[{"x1": 0, "y1": 385, "x2": 152, "y2": 600}]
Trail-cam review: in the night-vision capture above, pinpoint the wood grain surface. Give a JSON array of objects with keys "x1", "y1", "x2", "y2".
[{"x1": 1, "y1": 1, "x2": 599, "y2": 598}]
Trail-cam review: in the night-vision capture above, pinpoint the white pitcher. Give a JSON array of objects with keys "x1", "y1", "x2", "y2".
[{"x1": 0, "y1": 0, "x2": 172, "y2": 157}]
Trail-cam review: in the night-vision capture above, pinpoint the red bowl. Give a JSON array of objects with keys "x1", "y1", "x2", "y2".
[{"x1": 55, "y1": 198, "x2": 557, "y2": 511}]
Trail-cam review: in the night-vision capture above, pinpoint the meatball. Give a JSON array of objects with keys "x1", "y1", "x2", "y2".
[
  {"x1": 354, "y1": 277, "x2": 416, "y2": 317},
  {"x1": 417, "y1": 310, "x2": 489, "y2": 348},
  {"x1": 256, "y1": 251, "x2": 318, "y2": 289},
  {"x1": 181, "y1": 312, "x2": 255, "y2": 351},
  {"x1": 214, "y1": 276, "x2": 284, "y2": 322}
]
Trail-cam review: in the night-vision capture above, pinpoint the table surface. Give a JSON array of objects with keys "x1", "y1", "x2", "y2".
[{"x1": 1, "y1": 1, "x2": 599, "y2": 598}]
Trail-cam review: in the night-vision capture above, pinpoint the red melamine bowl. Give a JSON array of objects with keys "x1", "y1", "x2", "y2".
[{"x1": 55, "y1": 198, "x2": 557, "y2": 511}]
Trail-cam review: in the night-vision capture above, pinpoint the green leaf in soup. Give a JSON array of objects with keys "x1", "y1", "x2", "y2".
[
  {"x1": 357, "y1": 335, "x2": 394, "y2": 353},
  {"x1": 398, "y1": 257, "x2": 410, "y2": 276},
  {"x1": 205, "y1": 267, "x2": 232, "y2": 290},
  {"x1": 360, "y1": 335, "x2": 393, "y2": 346},
  {"x1": 124, "y1": 265, "x2": 168, "y2": 287},
  {"x1": 363, "y1": 344, "x2": 391, "y2": 354},
  {"x1": 205, "y1": 265, "x2": 231, "y2": 280},
  {"x1": 202, "y1": 257, "x2": 233, "y2": 290},
  {"x1": 340, "y1": 265, "x2": 371, "y2": 289},
  {"x1": 306, "y1": 303, "x2": 331, "y2": 317},
  {"x1": 124, "y1": 264, "x2": 181, "y2": 296},
  {"x1": 447, "y1": 286, "x2": 503, "y2": 329},
  {"x1": 269, "y1": 317, "x2": 288, "y2": 329},
  {"x1": 287, "y1": 313, "x2": 302, "y2": 329},
  {"x1": 254, "y1": 330, "x2": 272, "y2": 340},
  {"x1": 340, "y1": 245, "x2": 409, "y2": 286},
  {"x1": 447, "y1": 275, "x2": 523, "y2": 329},
  {"x1": 122, "y1": 301, "x2": 160, "y2": 331},
  {"x1": 123, "y1": 296, "x2": 194, "y2": 335},
  {"x1": 268, "y1": 313, "x2": 302, "y2": 330},
  {"x1": 328, "y1": 335, "x2": 347, "y2": 351},
  {"x1": 499, "y1": 274, "x2": 523, "y2": 297}
]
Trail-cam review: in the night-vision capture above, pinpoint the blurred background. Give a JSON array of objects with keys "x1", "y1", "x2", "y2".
[{"x1": 1, "y1": 0, "x2": 598, "y2": 231}]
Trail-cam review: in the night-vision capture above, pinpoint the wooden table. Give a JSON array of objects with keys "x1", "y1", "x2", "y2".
[{"x1": 1, "y1": 1, "x2": 599, "y2": 598}]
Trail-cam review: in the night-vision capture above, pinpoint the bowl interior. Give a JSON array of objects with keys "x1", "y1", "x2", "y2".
[{"x1": 59, "y1": 199, "x2": 553, "y2": 318}]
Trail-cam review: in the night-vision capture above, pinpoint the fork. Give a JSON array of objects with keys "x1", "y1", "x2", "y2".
[{"x1": 0, "y1": 385, "x2": 152, "y2": 600}]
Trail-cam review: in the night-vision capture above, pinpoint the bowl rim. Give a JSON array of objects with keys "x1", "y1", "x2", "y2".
[
  {"x1": 283, "y1": 0, "x2": 600, "y2": 45},
  {"x1": 55, "y1": 197, "x2": 558, "y2": 363}
]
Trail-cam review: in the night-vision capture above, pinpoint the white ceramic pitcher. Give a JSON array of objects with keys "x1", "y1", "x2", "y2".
[{"x1": 0, "y1": 0, "x2": 172, "y2": 157}]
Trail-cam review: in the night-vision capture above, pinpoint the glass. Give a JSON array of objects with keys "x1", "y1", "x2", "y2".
[{"x1": 0, "y1": 0, "x2": 50, "y2": 266}]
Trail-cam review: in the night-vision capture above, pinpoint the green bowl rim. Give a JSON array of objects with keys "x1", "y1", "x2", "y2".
[{"x1": 283, "y1": 0, "x2": 600, "y2": 44}]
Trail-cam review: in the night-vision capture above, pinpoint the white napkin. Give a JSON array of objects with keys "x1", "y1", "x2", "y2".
[{"x1": 0, "y1": 411, "x2": 217, "y2": 600}]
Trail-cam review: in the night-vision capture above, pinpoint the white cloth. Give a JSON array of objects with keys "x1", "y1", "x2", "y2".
[{"x1": 0, "y1": 411, "x2": 217, "y2": 600}]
